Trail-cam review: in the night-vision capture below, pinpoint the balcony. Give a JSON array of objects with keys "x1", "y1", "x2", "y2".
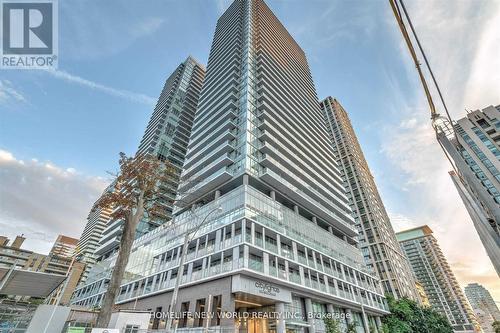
[
  {"x1": 248, "y1": 259, "x2": 264, "y2": 273},
  {"x1": 177, "y1": 167, "x2": 232, "y2": 204},
  {"x1": 259, "y1": 165, "x2": 357, "y2": 237}
]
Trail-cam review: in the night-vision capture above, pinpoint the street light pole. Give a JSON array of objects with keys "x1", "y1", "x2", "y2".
[{"x1": 165, "y1": 205, "x2": 222, "y2": 332}]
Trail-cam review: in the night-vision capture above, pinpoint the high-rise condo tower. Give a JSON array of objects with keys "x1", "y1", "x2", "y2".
[
  {"x1": 73, "y1": 1, "x2": 388, "y2": 332},
  {"x1": 320, "y1": 97, "x2": 419, "y2": 301}
]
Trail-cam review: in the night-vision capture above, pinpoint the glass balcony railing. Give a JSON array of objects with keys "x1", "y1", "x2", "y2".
[
  {"x1": 281, "y1": 248, "x2": 294, "y2": 259},
  {"x1": 265, "y1": 241, "x2": 278, "y2": 254},
  {"x1": 221, "y1": 261, "x2": 233, "y2": 273},
  {"x1": 191, "y1": 270, "x2": 203, "y2": 282},
  {"x1": 297, "y1": 255, "x2": 308, "y2": 265},
  {"x1": 248, "y1": 259, "x2": 264, "y2": 272},
  {"x1": 289, "y1": 273, "x2": 301, "y2": 284}
]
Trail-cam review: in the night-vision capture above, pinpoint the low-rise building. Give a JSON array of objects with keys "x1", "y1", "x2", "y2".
[
  {"x1": 0, "y1": 235, "x2": 84, "y2": 305},
  {"x1": 50, "y1": 234, "x2": 79, "y2": 258}
]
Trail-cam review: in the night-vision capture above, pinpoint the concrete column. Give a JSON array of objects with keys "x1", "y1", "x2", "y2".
[
  {"x1": 328, "y1": 226, "x2": 333, "y2": 234},
  {"x1": 195, "y1": 238, "x2": 200, "y2": 257},
  {"x1": 324, "y1": 274, "x2": 329, "y2": 293},
  {"x1": 368, "y1": 293, "x2": 375, "y2": 307},
  {"x1": 250, "y1": 222, "x2": 255, "y2": 244},
  {"x1": 187, "y1": 262, "x2": 193, "y2": 282},
  {"x1": 202, "y1": 257, "x2": 207, "y2": 272},
  {"x1": 270, "y1": 190, "x2": 276, "y2": 200},
  {"x1": 342, "y1": 235, "x2": 347, "y2": 242},
  {"x1": 241, "y1": 219, "x2": 247, "y2": 242},
  {"x1": 263, "y1": 252, "x2": 270, "y2": 275},
  {"x1": 294, "y1": 205, "x2": 299, "y2": 214},
  {"x1": 276, "y1": 234, "x2": 281, "y2": 254},
  {"x1": 243, "y1": 245, "x2": 249, "y2": 268},
  {"x1": 333, "y1": 279, "x2": 339, "y2": 296},
  {"x1": 292, "y1": 241, "x2": 298, "y2": 261},
  {"x1": 206, "y1": 256, "x2": 211, "y2": 276},
  {"x1": 233, "y1": 246, "x2": 240, "y2": 269},
  {"x1": 345, "y1": 309, "x2": 353, "y2": 325},
  {"x1": 361, "y1": 306, "x2": 370, "y2": 333},
  {"x1": 312, "y1": 216, "x2": 317, "y2": 225},
  {"x1": 284, "y1": 260, "x2": 290, "y2": 281},
  {"x1": 222, "y1": 226, "x2": 227, "y2": 243},
  {"x1": 305, "y1": 248, "x2": 312, "y2": 268},
  {"x1": 243, "y1": 174, "x2": 249, "y2": 185},
  {"x1": 375, "y1": 316, "x2": 382, "y2": 329},
  {"x1": 299, "y1": 266, "x2": 305, "y2": 284},
  {"x1": 176, "y1": 246, "x2": 182, "y2": 263},
  {"x1": 215, "y1": 229, "x2": 222, "y2": 251},
  {"x1": 326, "y1": 304, "x2": 334, "y2": 314},
  {"x1": 304, "y1": 298, "x2": 315, "y2": 333},
  {"x1": 275, "y1": 302, "x2": 286, "y2": 333},
  {"x1": 311, "y1": 251, "x2": 317, "y2": 269},
  {"x1": 166, "y1": 270, "x2": 172, "y2": 288},
  {"x1": 215, "y1": 190, "x2": 221, "y2": 199}
]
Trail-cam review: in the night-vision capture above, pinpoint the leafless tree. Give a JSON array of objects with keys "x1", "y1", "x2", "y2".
[{"x1": 95, "y1": 152, "x2": 176, "y2": 327}]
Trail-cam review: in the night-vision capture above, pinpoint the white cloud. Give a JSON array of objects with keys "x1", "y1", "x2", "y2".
[
  {"x1": 399, "y1": 117, "x2": 417, "y2": 129},
  {"x1": 381, "y1": 0, "x2": 500, "y2": 300},
  {"x1": 131, "y1": 17, "x2": 165, "y2": 38},
  {"x1": 0, "y1": 80, "x2": 27, "y2": 104},
  {"x1": 0, "y1": 149, "x2": 108, "y2": 254},
  {"x1": 462, "y1": 7, "x2": 500, "y2": 110},
  {"x1": 45, "y1": 69, "x2": 156, "y2": 106}
]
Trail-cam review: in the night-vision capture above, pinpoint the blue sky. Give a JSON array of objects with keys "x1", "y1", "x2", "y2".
[{"x1": 1, "y1": 0, "x2": 499, "y2": 299}]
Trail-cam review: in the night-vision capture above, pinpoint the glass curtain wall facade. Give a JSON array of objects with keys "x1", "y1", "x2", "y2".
[
  {"x1": 73, "y1": 57, "x2": 205, "y2": 294},
  {"x1": 94, "y1": 56, "x2": 205, "y2": 261},
  {"x1": 396, "y1": 226, "x2": 478, "y2": 332},
  {"x1": 72, "y1": 1, "x2": 388, "y2": 332},
  {"x1": 320, "y1": 97, "x2": 419, "y2": 301},
  {"x1": 437, "y1": 105, "x2": 500, "y2": 276}
]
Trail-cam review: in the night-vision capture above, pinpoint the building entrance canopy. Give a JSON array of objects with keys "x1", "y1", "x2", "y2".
[{"x1": 0, "y1": 267, "x2": 65, "y2": 298}]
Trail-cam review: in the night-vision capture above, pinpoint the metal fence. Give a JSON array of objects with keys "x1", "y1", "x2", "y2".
[
  {"x1": 0, "y1": 300, "x2": 38, "y2": 333},
  {"x1": 62, "y1": 328, "x2": 237, "y2": 333}
]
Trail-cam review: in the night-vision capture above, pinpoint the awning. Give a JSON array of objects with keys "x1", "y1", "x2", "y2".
[{"x1": 0, "y1": 267, "x2": 66, "y2": 298}]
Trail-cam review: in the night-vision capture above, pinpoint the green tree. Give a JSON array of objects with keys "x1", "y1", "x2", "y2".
[
  {"x1": 324, "y1": 317, "x2": 341, "y2": 333},
  {"x1": 492, "y1": 320, "x2": 500, "y2": 333},
  {"x1": 382, "y1": 295, "x2": 453, "y2": 333},
  {"x1": 346, "y1": 322, "x2": 357, "y2": 333}
]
